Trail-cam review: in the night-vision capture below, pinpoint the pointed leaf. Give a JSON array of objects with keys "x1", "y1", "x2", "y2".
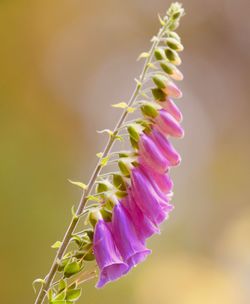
[
  {"x1": 137, "y1": 52, "x2": 150, "y2": 61},
  {"x1": 66, "y1": 289, "x2": 82, "y2": 301},
  {"x1": 68, "y1": 179, "x2": 87, "y2": 190},
  {"x1": 112, "y1": 102, "x2": 128, "y2": 109},
  {"x1": 32, "y1": 278, "x2": 46, "y2": 293},
  {"x1": 51, "y1": 241, "x2": 62, "y2": 249}
]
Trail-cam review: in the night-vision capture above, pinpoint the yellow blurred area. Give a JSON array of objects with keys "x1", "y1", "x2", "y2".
[{"x1": 0, "y1": 0, "x2": 250, "y2": 303}]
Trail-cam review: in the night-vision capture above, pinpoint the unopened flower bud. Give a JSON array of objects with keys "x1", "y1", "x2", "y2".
[
  {"x1": 127, "y1": 124, "x2": 143, "y2": 142},
  {"x1": 141, "y1": 102, "x2": 159, "y2": 118},
  {"x1": 166, "y1": 37, "x2": 184, "y2": 52},
  {"x1": 163, "y1": 81, "x2": 182, "y2": 99},
  {"x1": 154, "y1": 48, "x2": 166, "y2": 60},
  {"x1": 169, "y1": 31, "x2": 181, "y2": 42},
  {"x1": 152, "y1": 74, "x2": 169, "y2": 89},
  {"x1": 165, "y1": 48, "x2": 182, "y2": 66}
]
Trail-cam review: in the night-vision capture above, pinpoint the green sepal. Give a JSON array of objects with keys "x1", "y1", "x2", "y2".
[
  {"x1": 165, "y1": 48, "x2": 181, "y2": 65},
  {"x1": 113, "y1": 174, "x2": 127, "y2": 191},
  {"x1": 66, "y1": 289, "x2": 82, "y2": 302},
  {"x1": 130, "y1": 136, "x2": 139, "y2": 150},
  {"x1": 64, "y1": 261, "x2": 82, "y2": 278},
  {"x1": 118, "y1": 160, "x2": 131, "y2": 177},
  {"x1": 58, "y1": 280, "x2": 67, "y2": 293},
  {"x1": 165, "y1": 37, "x2": 184, "y2": 51},
  {"x1": 152, "y1": 74, "x2": 168, "y2": 89},
  {"x1": 154, "y1": 48, "x2": 166, "y2": 60},
  {"x1": 51, "y1": 241, "x2": 62, "y2": 249},
  {"x1": 141, "y1": 103, "x2": 159, "y2": 118},
  {"x1": 169, "y1": 31, "x2": 181, "y2": 42},
  {"x1": 160, "y1": 62, "x2": 174, "y2": 75},
  {"x1": 52, "y1": 290, "x2": 66, "y2": 302},
  {"x1": 151, "y1": 88, "x2": 167, "y2": 101}
]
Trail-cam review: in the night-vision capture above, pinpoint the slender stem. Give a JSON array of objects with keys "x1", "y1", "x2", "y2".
[{"x1": 34, "y1": 21, "x2": 168, "y2": 304}]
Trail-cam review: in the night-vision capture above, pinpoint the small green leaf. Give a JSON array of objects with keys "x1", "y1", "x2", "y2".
[
  {"x1": 68, "y1": 179, "x2": 87, "y2": 190},
  {"x1": 64, "y1": 261, "x2": 81, "y2": 278},
  {"x1": 158, "y1": 14, "x2": 166, "y2": 26},
  {"x1": 96, "y1": 152, "x2": 103, "y2": 158},
  {"x1": 100, "y1": 156, "x2": 110, "y2": 167},
  {"x1": 127, "y1": 107, "x2": 135, "y2": 113},
  {"x1": 58, "y1": 279, "x2": 67, "y2": 293},
  {"x1": 134, "y1": 78, "x2": 142, "y2": 87},
  {"x1": 87, "y1": 195, "x2": 101, "y2": 203},
  {"x1": 97, "y1": 129, "x2": 113, "y2": 136},
  {"x1": 137, "y1": 52, "x2": 150, "y2": 61},
  {"x1": 53, "y1": 290, "x2": 66, "y2": 301},
  {"x1": 51, "y1": 241, "x2": 62, "y2": 249},
  {"x1": 66, "y1": 288, "x2": 82, "y2": 301},
  {"x1": 32, "y1": 278, "x2": 46, "y2": 293},
  {"x1": 112, "y1": 102, "x2": 128, "y2": 109}
]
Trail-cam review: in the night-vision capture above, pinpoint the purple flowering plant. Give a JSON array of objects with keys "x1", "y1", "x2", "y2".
[{"x1": 34, "y1": 3, "x2": 185, "y2": 303}]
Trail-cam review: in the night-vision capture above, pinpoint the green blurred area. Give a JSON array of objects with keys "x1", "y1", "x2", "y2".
[{"x1": 1, "y1": 0, "x2": 250, "y2": 303}]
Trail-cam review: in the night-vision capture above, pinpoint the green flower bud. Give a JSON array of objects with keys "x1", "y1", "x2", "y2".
[
  {"x1": 141, "y1": 103, "x2": 159, "y2": 118},
  {"x1": 165, "y1": 48, "x2": 182, "y2": 65},
  {"x1": 127, "y1": 125, "x2": 140, "y2": 142},
  {"x1": 64, "y1": 260, "x2": 82, "y2": 278},
  {"x1": 166, "y1": 37, "x2": 184, "y2": 51},
  {"x1": 160, "y1": 61, "x2": 183, "y2": 81},
  {"x1": 154, "y1": 48, "x2": 166, "y2": 60},
  {"x1": 151, "y1": 88, "x2": 167, "y2": 101},
  {"x1": 152, "y1": 74, "x2": 169, "y2": 89},
  {"x1": 169, "y1": 31, "x2": 181, "y2": 42},
  {"x1": 160, "y1": 62, "x2": 174, "y2": 75}
]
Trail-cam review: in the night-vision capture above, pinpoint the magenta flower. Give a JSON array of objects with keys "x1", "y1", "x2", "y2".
[
  {"x1": 112, "y1": 202, "x2": 151, "y2": 269},
  {"x1": 150, "y1": 128, "x2": 181, "y2": 166},
  {"x1": 141, "y1": 164, "x2": 173, "y2": 195},
  {"x1": 139, "y1": 133, "x2": 170, "y2": 173},
  {"x1": 155, "y1": 109, "x2": 184, "y2": 138},
  {"x1": 93, "y1": 220, "x2": 128, "y2": 288},
  {"x1": 122, "y1": 193, "x2": 159, "y2": 241},
  {"x1": 131, "y1": 166, "x2": 173, "y2": 226},
  {"x1": 161, "y1": 97, "x2": 183, "y2": 122}
]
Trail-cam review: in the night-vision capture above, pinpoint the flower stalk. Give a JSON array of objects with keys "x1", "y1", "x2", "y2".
[{"x1": 34, "y1": 3, "x2": 185, "y2": 303}]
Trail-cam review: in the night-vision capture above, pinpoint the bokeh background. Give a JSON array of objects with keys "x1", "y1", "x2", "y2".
[{"x1": 1, "y1": 0, "x2": 250, "y2": 303}]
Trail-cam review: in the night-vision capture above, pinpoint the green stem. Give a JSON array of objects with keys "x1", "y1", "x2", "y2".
[{"x1": 34, "y1": 20, "x2": 169, "y2": 304}]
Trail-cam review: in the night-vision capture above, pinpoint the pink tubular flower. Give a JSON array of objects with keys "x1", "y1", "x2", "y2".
[
  {"x1": 123, "y1": 193, "x2": 159, "y2": 241},
  {"x1": 151, "y1": 128, "x2": 181, "y2": 166},
  {"x1": 112, "y1": 202, "x2": 151, "y2": 268},
  {"x1": 155, "y1": 109, "x2": 184, "y2": 138},
  {"x1": 139, "y1": 133, "x2": 170, "y2": 173},
  {"x1": 163, "y1": 81, "x2": 182, "y2": 99},
  {"x1": 161, "y1": 97, "x2": 183, "y2": 122},
  {"x1": 93, "y1": 220, "x2": 129, "y2": 288},
  {"x1": 131, "y1": 167, "x2": 173, "y2": 226}
]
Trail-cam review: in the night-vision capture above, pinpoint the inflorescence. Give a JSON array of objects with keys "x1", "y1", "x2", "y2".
[{"x1": 34, "y1": 3, "x2": 185, "y2": 303}]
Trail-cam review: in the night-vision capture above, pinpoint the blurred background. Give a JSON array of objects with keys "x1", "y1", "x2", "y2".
[{"x1": 1, "y1": 0, "x2": 250, "y2": 303}]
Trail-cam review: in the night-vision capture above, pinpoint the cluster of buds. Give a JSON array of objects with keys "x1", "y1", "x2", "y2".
[{"x1": 90, "y1": 3, "x2": 185, "y2": 288}]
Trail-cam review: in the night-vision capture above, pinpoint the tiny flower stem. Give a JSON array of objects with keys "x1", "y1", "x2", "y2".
[{"x1": 34, "y1": 19, "x2": 171, "y2": 304}]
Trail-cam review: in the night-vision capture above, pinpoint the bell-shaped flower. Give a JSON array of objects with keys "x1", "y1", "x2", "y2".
[
  {"x1": 140, "y1": 164, "x2": 173, "y2": 195},
  {"x1": 138, "y1": 133, "x2": 170, "y2": 173},
  {"x1": 122, "y1": 193, "x2": 159, "y2": 241},
  {"x1": 151, "y1": 128, "x2": 181, "y2": 166},
  {"x1": 93, "y1": 220, "x2": 129, "y2": 288},
  {"x1": 161, "y1": 98, "x2": 183, "y2": 122},
  {"x1": 112, "y1": 202, "x2": 151, "y2": 269},
  {"x1": 131, "y1": 167, "x2": 173, "y2": 226},
  {"x1": 155, "y1": 109, "x2": 184, "y2": 138}
]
